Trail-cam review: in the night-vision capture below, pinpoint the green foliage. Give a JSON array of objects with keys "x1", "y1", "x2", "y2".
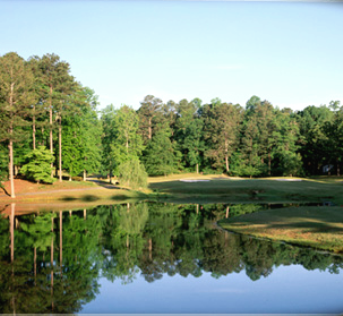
[
  {"x1": 0, "y1": 145, "x2": 7, "y2": 182},
  {"x1": 118, "y1": 159, "x2": 148, "y2": 190},
  {"x1": 62, "y1": 115, "x2": 84, "y2": 178},
  {"x1": 143, "y1": 126, "x2": 178, "y2": 176},
  {"x1": 20, "y1": 146, "x2": 55, "y2": 183}
]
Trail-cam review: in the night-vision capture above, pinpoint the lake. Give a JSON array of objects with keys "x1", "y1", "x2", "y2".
[{"x1": 0, "y1": 202, "x2": 343, "y2": 314}]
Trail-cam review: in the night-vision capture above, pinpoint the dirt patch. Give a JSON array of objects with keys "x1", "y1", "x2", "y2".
[{"x1": 0, "y1": 179, "x2": 98, "y2": 197}]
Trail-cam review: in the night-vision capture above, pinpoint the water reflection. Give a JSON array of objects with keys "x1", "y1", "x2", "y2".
[{"x1": 0, "y1": 202, "x2": 342, "y2": 313}]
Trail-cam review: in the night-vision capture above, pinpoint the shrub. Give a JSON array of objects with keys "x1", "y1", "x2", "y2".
[{"x1": 20, "y1": 146, "x2": 55, "y2": 184}]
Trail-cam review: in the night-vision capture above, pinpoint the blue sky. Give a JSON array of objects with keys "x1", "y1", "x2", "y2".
[{"x1": 1, "y1": 1, "x2": 342, "y2": 111}]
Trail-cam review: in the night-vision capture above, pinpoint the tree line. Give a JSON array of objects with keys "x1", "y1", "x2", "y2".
[{"x1": 1, "y1": 52, "x2": 342, "y2": 197}]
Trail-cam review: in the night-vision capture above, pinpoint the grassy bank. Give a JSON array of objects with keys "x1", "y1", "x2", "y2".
[
  {"x1": 150, "y1": 176, "x2": 343, "y2": 204},
  {"x1": 0, "y1": 178, "x2": 151, "y2": 205},
  {"x1": 2, "y1": 174, "x2": 342, "y2": 205},
  {"x1": 219, "y1": 206, "x2": 343, "y2": 253}
]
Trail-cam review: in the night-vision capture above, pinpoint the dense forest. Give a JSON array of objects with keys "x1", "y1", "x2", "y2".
[{"x1": 1, "y1": 52, "x2": 342, "y2": 197}]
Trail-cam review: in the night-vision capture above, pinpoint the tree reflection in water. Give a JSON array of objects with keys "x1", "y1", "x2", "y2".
[{"x1": 0, "y1": 202, "x2": 342, "y2": 313}]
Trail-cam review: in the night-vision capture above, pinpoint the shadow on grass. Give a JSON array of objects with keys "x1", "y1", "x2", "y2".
[
  {"x1": 110, "y1": 192, "x2": 149, "y2": 201},
  {"x1": 0, "y1": 185, "x2": 10, "y2": 197},
  {"x1": 88, "y1": 179, "x2": 126, "y2": 190},
  {"x1": 60, "y1": 194, "x2": 100, "y2": 202},
  {"x1": 262, "y1": 222, "x2": 343, "y2": 234}
]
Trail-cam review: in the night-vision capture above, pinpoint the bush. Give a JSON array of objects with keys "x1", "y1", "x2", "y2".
[
  {"x1": 20, "y1": 146, "x2": 55, "y2": 184},
  {"x1": 118, "y1": 159, "x2": 148, "y2": 190}
]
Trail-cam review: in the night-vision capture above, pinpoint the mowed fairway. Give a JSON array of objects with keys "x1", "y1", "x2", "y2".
[
  {"x1": 219, "y1": 206, "x2": 343, "y2": 253},
  {"x1": 149, "y1": 177, "x2": 343, "y2": 204}
]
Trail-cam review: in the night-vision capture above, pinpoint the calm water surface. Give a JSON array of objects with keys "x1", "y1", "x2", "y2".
[{"x1": 0, "y1": 202, "x2": 342, "y2": 314}]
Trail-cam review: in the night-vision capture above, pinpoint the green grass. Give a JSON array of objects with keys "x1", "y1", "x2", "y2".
[
  {"x1": 219, "y1": 206, "x2": 343, "y2": 253},
  {"x1": 149, "y1": 176, "x2": 343, "y2": 204}
]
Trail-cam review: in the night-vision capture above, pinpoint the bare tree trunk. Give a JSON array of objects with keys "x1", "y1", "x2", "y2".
[
  {"x1": 196, "y1": 163, "x2": 199, "y2": 174},
  {"x1": 196, "y1": 204, "x2": 199, "y2": 215},
  {"x1": 49, "y1": 85, "x2": 54, "y2": 177},
  {"x1": 268, "y1": 152, "x2": 271, "y2": 176},
  {"x1": 9, "y1": 132, "x2": 15, "y2": 198},
  {"x1": 226, "y1": 206, "x2": 230, "y2": 219},
  {"x1": 59, "y1": 211, "x2": 62, "y2": 279},
  {"x1": 148, "y1": 118, "x2": 152, "y2": 140},
  {"x1": 225, "y1": 139, "x2": 229, "y2": 172},
  {"x1": 51, "y1": 213, "x2": 54, "y2": 311},
  {"x1": 337, "y1": 158, "x2": 340, "y2": 176},
  {"x1": 10, "y1": 203, "x2": 15, "y2": 262},
  {"x1": 83, "y1": 209, "x2": 87, "y2": 220},
  {"x1": 33, "y1": 106, "x2": 36, "y2": 150},
  {"x1": 149, "y1": 238, "x2": 152, "y2": 261},
  {"x1": 83, "y1": 169, "x2": 86, "y2": 181},
  {"x1": 8, "y1": 82, "x2": 16, "y2": 198},
  {"x1": 58, "y1": 118, "x2": 62, "y2": 182},
  {"x1": 12, "y1": 297, "x2": 16, "y2": 315}
]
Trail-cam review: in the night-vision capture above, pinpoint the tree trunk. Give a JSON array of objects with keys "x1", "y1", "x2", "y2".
[
  {"x1": 226, "y1": 206, "x2": 229, "y2": 219},
  {"x1": 59, "y1": 211, "x2": 62, "y2": 270},
  {"x1": 224, "y1": 139, "x2": 229, "y2": 172},
  {"x1": 8, "y1": 83, "x2": 16, "y2": 198},
  {"x1": 59, "y1": 118, "x2": 62, "y2": 182},
  {"x1": 148, "y1": 118, "x2": 152, "y2": 140},
  {"x1": 33, "y1": 107, "x2": 36, "y2": 150},
  {"x1": 149, "y1": 238, "x2": 152, "y2": 261},
  {"x1": 83, "y1": 209, "x2": 87, "y2": 220},
  {"x1": 268, "y1": 152, "x2": 271, "y2": 176},
  {"x1": 51, "y1": 213, "x2": 54, "y2": 309},
  {"x1": 9, "y1": 138, "x2": 15, "y2": 198},
  {"x1": 337, "y1": 158, "x2": 340, "y2": 176},
  {"x1": 225, "y1": 154, "x2": 229, "y2": 173},
  {"x1": 10, "y1": 203, "x2": 15, "y2": 262},
  {"x1": 49, "y1": 85, "x2": 53, "y2": 177},
  {"x1": 83, "y1": 169, "x2": 86, "y2": 181},
  {"x1": 196, "y1": 204, "x2": 199, "y2": 215},
  {"x1": 196, "y1": 163, "x2": 199, "y2": 174}
]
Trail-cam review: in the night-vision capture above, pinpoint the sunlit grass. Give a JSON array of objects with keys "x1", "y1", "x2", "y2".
[{"x1": 219, "y1": 206, "x2": 343, "y2": 253}]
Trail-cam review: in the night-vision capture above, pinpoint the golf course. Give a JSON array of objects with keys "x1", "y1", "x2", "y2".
[{"x1": 1, "y1": 173, "x2": 343, "y2": 253}]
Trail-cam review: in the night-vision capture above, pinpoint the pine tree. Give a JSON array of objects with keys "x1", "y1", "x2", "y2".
[
  {"x1": 111, "y1": 105, "x2": 144, "y2": 166},
  {"x1": 101, "y1": 104, "x2": 117, "y2": 182},
  {"x1": 203, "y1": 99, "x2": 242, "y2": 173},
  {"x1": 0, "y1": 52, "x2": 35, "y2": 197},
  {"x1": 79, "y1": 87, "x2": 102, "y2": 181},
  {"x1": 34, "y1": 53, "x2": 75, "y2": 180},
  {"x1": 143, "y1": 125, "x2": 177, "y2": 176},
  {"x1": 137, "y1": 95, "x2": 163, "y2": 144}
]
